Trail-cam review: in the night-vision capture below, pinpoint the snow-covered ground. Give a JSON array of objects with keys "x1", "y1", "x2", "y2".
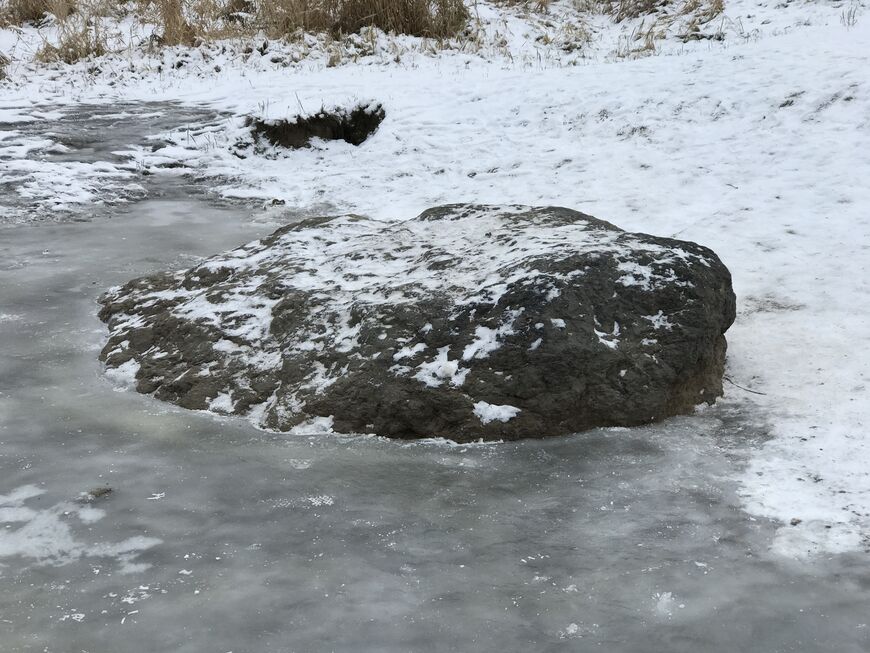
[{"x1": 1, "y1": 0, "x2": 869, "y2": 559}]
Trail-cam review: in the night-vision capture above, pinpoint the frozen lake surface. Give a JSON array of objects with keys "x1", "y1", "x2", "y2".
[{"x1": 1, "y1": 106, "x2": 868, "y2": 652}]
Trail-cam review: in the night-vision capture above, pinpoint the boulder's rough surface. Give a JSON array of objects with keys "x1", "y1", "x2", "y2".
[{"x1": 98, "y1": 205, "x2": 736, "y2": 442}]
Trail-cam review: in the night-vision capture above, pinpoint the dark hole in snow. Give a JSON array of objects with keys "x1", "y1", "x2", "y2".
[{"x1": 248, "y1": 104, "x2": 385, "y2": 148}]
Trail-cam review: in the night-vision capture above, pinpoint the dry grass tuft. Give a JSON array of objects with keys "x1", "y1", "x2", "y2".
[
  {"x1": 841, "y1": 3, "x2": 859, "y2": 28},
  {"x1": 592, "y1": 0, "x2": 724, "y2": 54},
  {"x1": 34, "y1": 0, "x2": 110, "y2": 63},
  {"x1": 254, "y1": 0, "x2": 337, "y2": 37},
  {"x1": 334, "y1": 0, "x2": 468, "y2": 37},
  {"x1": 492, "y1": 0, "x2": 551, "y2": 14},
  {"x1": 611, "y1": 0, "x2": 660, "y2": 22},
  {"x1": 1, "y1": 0, "x2": 49, "y2": 25},
  {"x1": 36, "y1": 19, "x2": 106, "y2": 62},
  {"x1": 594, "y1": 0, "x2": 723, "y2": 26},
  {"x1": 152, "y1": 0, "x2": 196, "y2": 45},
  {"x1": 0, "y1": 0, "x2": 77, "y2": 26}
]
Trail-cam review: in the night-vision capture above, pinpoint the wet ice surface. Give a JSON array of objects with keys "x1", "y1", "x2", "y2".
[
  {"x1": 1, "y1": 107, "x2": 869, "y2": 653},
  {"x1": 0, "y1": 102, "x2": 231, "y2": 223}
]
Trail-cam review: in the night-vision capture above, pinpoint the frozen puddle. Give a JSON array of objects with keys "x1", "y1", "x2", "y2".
[
  {"x1": 0, "y1": 485, "x2": 160, "y2": 573},
  {"x1": 0, "y1": 106, "x2": 868, "y2": 652},
  {"x1": 0, "y1": 102, "x2": 229, "y2": 223}
]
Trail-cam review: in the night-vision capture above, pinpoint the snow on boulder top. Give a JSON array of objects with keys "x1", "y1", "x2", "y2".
[{"x1": 98, "y1": 204, "x2": 735, "y2": 442}]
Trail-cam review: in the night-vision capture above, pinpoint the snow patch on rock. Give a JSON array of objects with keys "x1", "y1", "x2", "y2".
[{"x1": 473, "y1": 401, "x2": 521, "y2": 424}]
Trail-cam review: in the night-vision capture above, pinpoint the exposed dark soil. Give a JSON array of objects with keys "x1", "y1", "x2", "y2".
[{"x1": 249, "y1": 104, "x2": 385, "y2": 148}]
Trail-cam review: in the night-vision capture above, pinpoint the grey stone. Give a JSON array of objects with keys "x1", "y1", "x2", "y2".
[{"x1": 98, "y1": 204, "x2": 735, "y2": 442}]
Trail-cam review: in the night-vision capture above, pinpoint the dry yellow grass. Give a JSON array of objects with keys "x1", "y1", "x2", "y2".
[
  {"x1": 490, "y1": 0, "x2": 551, "y2": 14},
  {"x1": 152, "y1": 0, "x2": 196, "y2": 45},
  {"x1": 6, "y1": 0, "x2": 468, "y2": 62},
  {"x1": 36, "y1": 20, "x2": 106, "y2": 62},
  {"x1": 4, "y1": 0, "x2": 724, "y2": 68},
  {"x1": 0, "y1": 0, "x2": 76, "y2": 26},
  {"x1": 30, "y1": 0, "x2": 114, "y2": 63},
  {"x1": 1, "y1": 0, "x2": 49, "y2": 25},
  {"x1": 611, "y1": 0, "x2": 659, "y2": 22},
  {"x1": 333, "y1": 0, "x2": 468, "y2": 37},
  {"x1": 132, "y1": 0, "x2": 469, "y2": 42},
  {"x1": 587, "y1": 0, "x2": 723, "y2": 25}
]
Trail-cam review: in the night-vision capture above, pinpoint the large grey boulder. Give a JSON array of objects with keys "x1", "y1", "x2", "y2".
[{"x1": 98, "y1": 205, "x2": 735, "y2": 442}]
